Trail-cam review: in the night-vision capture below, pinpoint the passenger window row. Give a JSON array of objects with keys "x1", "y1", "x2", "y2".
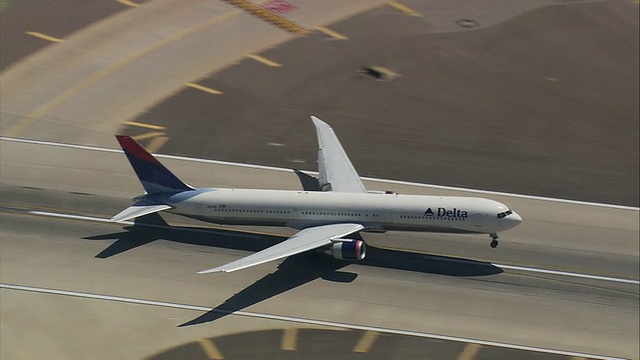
[
  {"x1": 301, "y1": 212, "x2": 364, "y2": 217},
  {"x1": 400, "y1": 215, "x2": 465, "y2": 220},
  {"x1": 209, "y1": 208, "x2": 290, "y2": 214}
]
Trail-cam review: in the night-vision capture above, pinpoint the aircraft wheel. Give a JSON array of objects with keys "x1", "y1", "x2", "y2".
[{"x1": 490, "y1": 239, "x2": 499, "y2": 248}]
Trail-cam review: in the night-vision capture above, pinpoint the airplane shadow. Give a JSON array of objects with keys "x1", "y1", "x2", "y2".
[
  {"x1": 83, "y1": 213, "x2": 284, "y2": 258},
  {"x1": 179, "y1": 253, "x2": 353, "y2": 326},
  {"x1": 84, "y1": 213, "x2": 503, "y2": 326}
]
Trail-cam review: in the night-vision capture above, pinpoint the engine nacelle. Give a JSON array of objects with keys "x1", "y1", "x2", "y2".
[{"x1": 326, "y1": 240, "x2": 366, "y2": 261}]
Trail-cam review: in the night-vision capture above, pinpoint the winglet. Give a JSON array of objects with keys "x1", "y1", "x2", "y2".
[
  {"x1": 310, "y1": 116, "x2": 366, "y2": 193},
  {"x1": 116, "y1": 135, "x2": 194, "y2": 194}
]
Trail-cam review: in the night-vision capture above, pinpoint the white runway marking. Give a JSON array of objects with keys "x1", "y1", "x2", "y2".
[
  {"x1": 28, "y1": 210, "x2": 640, "y2": 286},
  {"x1": 2, "y1": 136, "x2": 637, "y2": 211},
  {"x1": 494, "y1": 263, "x2": 640, "y2": 285},
  {"x1": 0, "y1": 283, "x2": 625, "y2": 360}
]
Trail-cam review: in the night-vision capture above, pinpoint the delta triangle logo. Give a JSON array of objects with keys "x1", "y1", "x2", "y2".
[{"x1": 423, "y1": 207, "x2": 469, "y2": 218}]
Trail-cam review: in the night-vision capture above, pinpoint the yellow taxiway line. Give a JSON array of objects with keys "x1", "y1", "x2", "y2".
[
  {"x1": 247, "y1": 54, "x2": 282, "y2": 67},
  {"x1": 145, "y1": 135, "x2": 169, "y2": 153},
  {"x1": 316, "y1": 26, "x2": 348, "y2": 40},
  {"x1": 222, "y1": 0, "x2": 307, "y2": 34},
  {"x1": 25, "y1": 32, "x2": 63, "y2": 42},
  {"x1": 186, "y1": 82, "x2": 224, "y2": 95},
  {"x1": 122, "y1": 120, "x2": 166, "y2": 130},
  {"x1": 353, "y1": 331, "x2": 379, "y2": 353},
  {"x1": 457, "y1": 343, "x2": 482, "y2": 360},
  {"x1": 197, "y1": 338, "x2": 224, "y2": 359},
  {"x1": 116, "y1": 0, "x2": 139, "y2": 7},
  {"x1": 281, "y1": 328, "x2": 298, "y2": 351},
  {"x1": 131, "y1": 131, "x2": 165, "y2": 141},
  {"x1": 386, "y1": 1, "x2": 422, "y2": 17}
]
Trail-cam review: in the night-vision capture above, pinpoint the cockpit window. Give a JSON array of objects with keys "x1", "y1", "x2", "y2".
[{"x1": 497, "y1": 210, "x2": 513, "y2": 219}]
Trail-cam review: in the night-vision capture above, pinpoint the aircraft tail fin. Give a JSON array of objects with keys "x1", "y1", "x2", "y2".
[{"x1": 115, "y1": 135, "x2": 194, "y2": 194}]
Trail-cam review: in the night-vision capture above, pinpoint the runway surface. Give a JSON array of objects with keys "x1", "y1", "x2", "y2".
[{"x1": 1, "y1": 0, "x2": 638, "y2": 359}]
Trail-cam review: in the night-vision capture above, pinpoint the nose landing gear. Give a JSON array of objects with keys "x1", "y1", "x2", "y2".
[{"x1": 490, "y1": 233, "x2": 499, "y2": 248}]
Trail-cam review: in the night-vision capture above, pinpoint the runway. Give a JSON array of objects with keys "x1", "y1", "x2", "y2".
[
  {"x1": 1, "y1": 0, "x2": 638, "y2": 359},
  {"x1": 1, "y1": 139, "x2": 638, "y2": 359}
]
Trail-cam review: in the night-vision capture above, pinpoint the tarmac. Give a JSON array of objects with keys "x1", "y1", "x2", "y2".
[{"x1": 1, "y1": 0, "x2": 638, "y2": 359}]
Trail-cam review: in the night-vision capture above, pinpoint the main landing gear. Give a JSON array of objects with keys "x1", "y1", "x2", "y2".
[{"x1": 490, "y1": 233, "x2": 499, "y2": 248}]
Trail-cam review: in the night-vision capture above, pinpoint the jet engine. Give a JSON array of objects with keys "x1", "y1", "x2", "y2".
[{"x1": 326, "y1": 240, "x2": 366, "y2": 261}]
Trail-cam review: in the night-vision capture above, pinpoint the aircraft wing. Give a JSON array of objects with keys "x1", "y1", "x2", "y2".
[
  {"x1": 198, "y1": 223, "x2": 365, "y2": 274},
  {"x1": 111, "y1": 202, "x2": 171, "y2": 222},
  {"x1": 311, "y1": 116, "x2": 367, "y2": 193}
]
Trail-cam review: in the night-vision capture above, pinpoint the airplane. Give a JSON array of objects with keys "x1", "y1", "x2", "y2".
[{"x1": 111, "y1": 116, "x2": 522, "y2": 274}]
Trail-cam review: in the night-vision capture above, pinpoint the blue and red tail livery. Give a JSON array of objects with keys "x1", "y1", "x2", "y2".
[{"x1": 115, "y1": 135, "x2": 193, "y2": 194}]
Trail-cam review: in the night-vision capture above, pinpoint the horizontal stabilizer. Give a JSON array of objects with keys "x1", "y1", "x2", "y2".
[{"x1": 110, "y1": 203, "x2": 171, "y2": 223}]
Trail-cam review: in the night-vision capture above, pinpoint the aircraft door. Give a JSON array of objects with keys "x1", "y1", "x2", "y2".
[{"x1": 474, "y1": 213, "x2": 483, "y2": 227}]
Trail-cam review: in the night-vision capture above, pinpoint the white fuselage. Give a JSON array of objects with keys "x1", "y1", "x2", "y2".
[{"x1": 162, "y1": 188, "x2": 521, "y2": 235}]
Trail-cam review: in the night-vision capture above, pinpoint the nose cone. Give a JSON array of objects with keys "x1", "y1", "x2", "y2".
[
  {"x1": 513, "y1": 212, "x2": 522, "y2": 222},
  {"x1": 504, "y1": 211, "x2": 522, "y2": 229}
]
